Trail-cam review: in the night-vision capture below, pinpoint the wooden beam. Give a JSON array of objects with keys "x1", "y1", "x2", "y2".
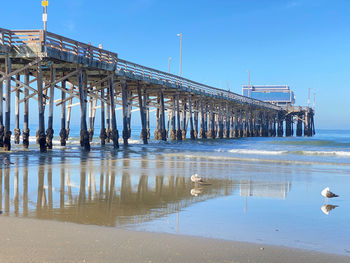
[
  {"x1": 121, "y1": 81, "x2": 129, "y2": 146},
  {"x1": 99, "y1": 82, "x2": 107, "y2": 145},
  {"x1": 137, "y1": 84, "x2": 148, "y2": 144},
  {"x1": 46, "y1": 65, "x2": 55, "y2": 149},
  {"x1": 109, "y1": 76, "x2": 119, "y2": 149},
  {"x1": 4, "y1": 55, "x2": 11, "y2": 151},
  {"x1": 14, "y1": 74, "x2": 21, "y2": 144},
  {"x1": 0, "y1": 70, "x2": 4, "y2": 147},
  {"x1": 0, "y1": 58, "x2": 41, "y2": 83},
  {"x1": 78, "y1": 69, "x2": 90, "y2": 151},
  {"x1": 37, "y1": 61, "x2": 47, "y2": 152},
  {"x1": 59, "y1": 79, "x2": 67, "y2": 146},
  {"x1": 22, "y1": 71, "x2": 30, "y2": 149}
]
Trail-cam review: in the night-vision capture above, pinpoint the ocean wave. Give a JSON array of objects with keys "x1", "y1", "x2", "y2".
[
  {"x1": 227, "y1": 149, "x2": 287, "y2": 155},
  {"x1": 163, "y1": 153, "x2": 350, "y2": 167},
  {"x1": 292, "y1": 150, "x2": 350, "y2": 157}
]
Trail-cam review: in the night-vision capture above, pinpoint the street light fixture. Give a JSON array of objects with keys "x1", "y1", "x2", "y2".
[
  {"x1": 177, "y1": 33, "x2": 182, "y2": 77},
  {"x1": 168, "y1": 57, "x2": 172, "y2": 74}
]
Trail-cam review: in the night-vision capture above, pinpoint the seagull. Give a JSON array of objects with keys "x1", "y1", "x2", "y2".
[
  {"x1": 3, "y1": 156, "x2": 14, "y2": 167},
  {"x1": 321, "y1": 204, "x2": 338, "y2": 215},
  {"x1": 191, "y1": 174, "x2": 211, "y2": 185},
  {"x1": 321, "y1": 187, "x2": 339, "y2": 200},
  {"x1": 191, "y1": 174, "x2": 204, "y2": 183}
]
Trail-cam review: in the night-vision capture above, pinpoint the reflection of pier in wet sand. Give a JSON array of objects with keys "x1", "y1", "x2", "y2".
[{"x1": 0, "y1": 156, "x2": 234, "y2": 227}]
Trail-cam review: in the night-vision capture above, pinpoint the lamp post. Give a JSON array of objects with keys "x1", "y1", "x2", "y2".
[
  {"x1": 168, "y1": 57, "x2": 172, "y2": 74},
  {"x1": 177, "y1": 33, "x2": 182, "y2": 77},
  {"x1": 41, "y1": 1, "x2": 48, "y2": 31}
]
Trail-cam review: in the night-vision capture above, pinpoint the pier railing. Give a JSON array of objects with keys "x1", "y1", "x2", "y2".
[
  {"x1": 0, "y1": 27, "x2": 12, "y2": 49},
  {"x1": 116, "y1": 58, "x2": 280, "y2": 110},
  {"x1": 1, "y1": 28, "x2": 280, "y2": 111}
]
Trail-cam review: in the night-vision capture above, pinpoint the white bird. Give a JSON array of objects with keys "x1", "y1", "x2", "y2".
[
  {"x1": 321, "y1": 204, "x2": 338, "y2": 215},
  {"x1": 321, "y1": 187, "x2": 339, "y2": 201},
  {"x1": 191, "y1": 174, "x2": 204, "y2": 183}
]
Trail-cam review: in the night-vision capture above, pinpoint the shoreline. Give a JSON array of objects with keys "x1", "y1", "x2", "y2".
[{"x1": 0, "y1": 216, "x2": 348, "y2": 263}]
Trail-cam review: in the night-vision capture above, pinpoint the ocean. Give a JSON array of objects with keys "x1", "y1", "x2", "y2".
[{"x1": 0, "y1": 129, "x2": 349, "y2": 255}]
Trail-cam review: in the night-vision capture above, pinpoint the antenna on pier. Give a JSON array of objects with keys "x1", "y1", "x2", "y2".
[
  {"x1": 307, "y1": 87, "x2": 310, "y2": 107},
  {"x1": 42, "y1": 1, "x2": 48, "y2": 31},
  {"x1": 227, "y1": 80, "x2": 230, "y2": 91},
  {"x1": 248, "y1": 70, "x2": 251, "y2": 86}
]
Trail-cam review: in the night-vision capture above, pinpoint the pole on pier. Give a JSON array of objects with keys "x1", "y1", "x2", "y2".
[
  {"x1": 277, "y1": 112, "x2": 284, "y2": 137},
  {"x1": 0, "y1": 75, "x2": 3, "y2": 147},
  {"x1": 37, "y1": 61, "x2": 46, "y2": 152},
  {"x1": 145, "y1": 92, "x2": 150, "y2": 139},
  {"x1": 23, "y1": 71, "x2": 30, "y2": 149},
  {"x1": 99, "y1": 82, "x2": 107, "y2": 145},
  {"x1": 208, "y1": 101, "x2": 215, "y2": 139},
  {"x1": 296, "y1": 113, "x2": 302, "y2": 137},
  {"x1": 233, "y1": 110, "x2": 238, "y2": 137},
  {"x1": 137, "y1": 84, "x2": 148, "y2": 144},
  {"x1": 88, "y1": 96, "x2": 94, "y2": 141},
  {"x1": 311, "y1": 111, "x2": 316, "y2": 136},
  {"x1": 230, "y1": 114, "x2": 235, "y2": 138},
  {"x1": 42, "y1": 0, "x2": 48, "y2": 31},
  {"x1": 176, "y1": 94, "x2": 182, "y2": 140},
  {"x1": 243, "y1": 110, "x2": 248, "y2": 137},
  {"x1": 218, "y1": 103, "x2": 224, "y2": 139},
  {"x1": 193, "y1": 100, "x2": 198, "y2": 139},
  {"x1": 225, "y1": 103, "x2": 230, "y2": 138},
  {"x1": 239, "y1": 110, "x2": 244, "y2": 137},
  {"x1": 106, "y1": 87, "x2": 111, "y2": 143},
  {"x1": 181, "y1": 98, "x2": 187, "y2": 139},
  {"x1": 59, "y1": 79, "x2": 67, "y2": 146},
  {"x1": 205, "y1": 103, "x2": 209, "y2": 137},
  {"x1": 199, "y1": 97, "x2": 206, "y2": 139},
  {"x1": 170, "y1": 97, "x2": 176, "y2": 140},
  {"x1": 258, "y1": 113, "x2": 263, "y2": 137},
  {"x1": 66, "y1": 83, "x2": 74, "y2": 140},
  {"x1": 92, "y1": 99, "x2": 97, "y2": 141},
  {"x1": 122, "y1": 81, "x2": 129, "y2": 146},
  {"x1": 4, "y1": 56, "x2": 12, "y2": 151},
  {"x1": 109, "y1": 76, "x2": 119, "y2": 149},
  {"x1": 78, "y1": 69, "x2": 90, "y2": 151},
  {"x1": 46, "y1": 65, "x2": 55, "y2": 149},
  {"x1": 127, "y1": 90, "x2": 132, "y2": 141},
  {"x1": 14, "y1": 74, "x2": 21, "y2": 144},
  {"x1": 188, "y1": 95, "x2": 195, "y2": 140},
  {"x1": 285, "y1": 114, "x2": 292, "y2": 137},
  {"x1": 154, "y1": 96, "x2": 160, "y2": 140},
  {"x1": 160, "y1": 90, "x2": 167, "y2": 141}
]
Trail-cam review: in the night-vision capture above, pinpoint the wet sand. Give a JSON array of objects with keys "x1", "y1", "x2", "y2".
[{"x1": 0, "y1": 216, "x2": 348, "y2": 263}]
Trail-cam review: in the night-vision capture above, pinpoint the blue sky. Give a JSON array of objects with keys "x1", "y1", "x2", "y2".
[{"x1": 1, "y1": 0, "x2": 349, "y2": 129}]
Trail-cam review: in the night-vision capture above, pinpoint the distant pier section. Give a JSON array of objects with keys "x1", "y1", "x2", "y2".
[{"x1": 0, "y1": 28, "x2": 315, "y2": 152}]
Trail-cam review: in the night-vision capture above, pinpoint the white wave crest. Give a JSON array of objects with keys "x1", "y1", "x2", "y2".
[
  {"x1": 298, "y1": 150, "x2": 350, "y2": 157},
  {"x1": 226, "y1": 149, "x2": 287, "y2": 155}
]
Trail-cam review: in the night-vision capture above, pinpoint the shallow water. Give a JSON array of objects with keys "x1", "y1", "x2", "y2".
[{"x1": 0, "y1": 129, "x2": 349, "y2": 255}]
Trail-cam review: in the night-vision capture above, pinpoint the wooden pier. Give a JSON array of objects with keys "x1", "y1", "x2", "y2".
[{"x1": 0, "y1": 28, "x2": 315, "y2": 152}]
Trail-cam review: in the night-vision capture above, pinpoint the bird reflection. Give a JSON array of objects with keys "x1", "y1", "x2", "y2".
[
  {"x1": 190, "y1": 188, "x2": 202, "y2": 197},
  {"x1": 321, "y1": 204, "x2": 338, "y2": 215},
  {"x1": 3, "y1": 156, "x2": 14, "y2": 167}
]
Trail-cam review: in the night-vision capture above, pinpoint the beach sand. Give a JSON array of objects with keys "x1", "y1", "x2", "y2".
[{"x1": 0, "y1": 216, "x2": 348, "y2": 263}]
